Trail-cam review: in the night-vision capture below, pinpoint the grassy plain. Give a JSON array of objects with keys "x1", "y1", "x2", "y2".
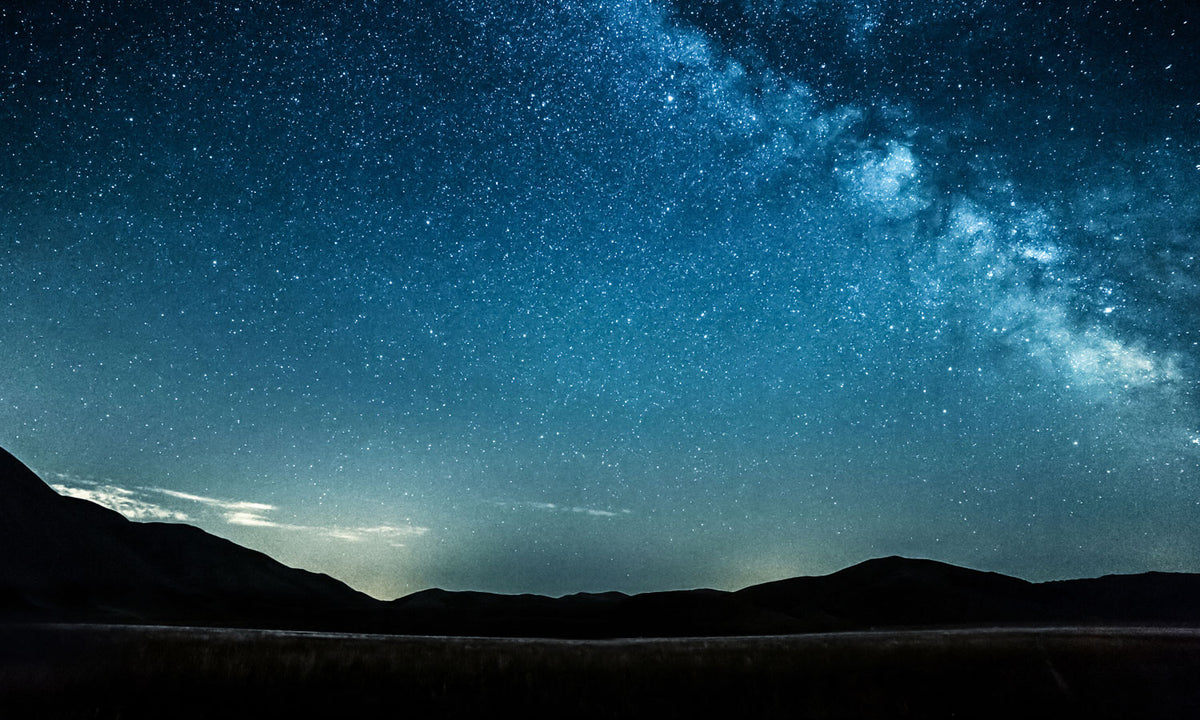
[{"x1": 2, "y1": 624, "x2": 1200, "y2": 718}]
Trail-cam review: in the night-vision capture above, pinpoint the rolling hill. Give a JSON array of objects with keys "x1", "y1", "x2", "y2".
[{"x1": 3, "y1": 445, "x2": 1199, "y2": 636}]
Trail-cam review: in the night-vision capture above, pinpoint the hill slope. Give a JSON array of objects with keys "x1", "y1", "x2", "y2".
[
  {"x1": 5, "y1": 445, "x2": 1200, "y2": 636},
  {"x1": 0, "y1": 446, "x2": 378, "y2": 627}
]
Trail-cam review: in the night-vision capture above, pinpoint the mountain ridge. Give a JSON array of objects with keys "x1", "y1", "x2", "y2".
[
  {"x1": 4, "y1": 445, "x2": 1200, "y2": 637},
  {"x1": 0, "y1": 446, "x2": 377, "y2": 628}
]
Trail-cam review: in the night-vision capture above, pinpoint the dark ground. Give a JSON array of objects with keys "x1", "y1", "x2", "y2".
[{"x1": 3, "y1": 624, "x2": 1200, "y2": 719}]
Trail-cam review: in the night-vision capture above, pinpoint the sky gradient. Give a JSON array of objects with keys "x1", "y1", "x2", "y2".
[{"x1": 3, "y1": 0, "x2": 1199, "y2": 599}]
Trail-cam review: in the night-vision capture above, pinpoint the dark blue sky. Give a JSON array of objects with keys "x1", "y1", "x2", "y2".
[{"x1": 3, "y1": 0, "x2": 1199, "y2": 599}]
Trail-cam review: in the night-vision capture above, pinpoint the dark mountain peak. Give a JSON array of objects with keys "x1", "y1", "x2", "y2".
[
  {"x1": 738, "y1": 555, "x2": 1028, "y2": 600},
  {"x1": 559, "y1": 591, "x2": 630, "y2": 602},
  {"x1": 0, "y1": 445, "x2": 63, "y2": 506},
  {"x1": 736, "y1": 556, "x2": 1041, "y2": 630},
  {"x1": 0, "y1": 445, "x2": 376, "y2": 628},
  {"x1": 831, "y1": 556, "x2": 1034, "y2": 590},
  {"x1": 841, "y1": 554, "x2": 943, "y2": 573},
  {"x1": 392, "y1": 588, "x2": 534, "y2": 609}
]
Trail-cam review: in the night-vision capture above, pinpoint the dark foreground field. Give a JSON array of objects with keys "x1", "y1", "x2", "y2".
[{"x1": 3, "y1": 624, "x2": 1200, "y2": 719}]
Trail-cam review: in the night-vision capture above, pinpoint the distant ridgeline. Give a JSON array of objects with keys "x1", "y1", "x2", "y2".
[{"x1": 3, "y1": 445, "x2": 1200, "y2": 638}]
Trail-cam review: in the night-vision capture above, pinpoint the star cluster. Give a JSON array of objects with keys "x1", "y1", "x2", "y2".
[{"x1": 3, "y1": 1, "x2": 1199, "y2": 598}]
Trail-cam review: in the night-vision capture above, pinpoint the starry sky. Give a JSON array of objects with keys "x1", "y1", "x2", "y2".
[{"x1": 3, "y1": 0, "x2": 1199, "y2": 600}]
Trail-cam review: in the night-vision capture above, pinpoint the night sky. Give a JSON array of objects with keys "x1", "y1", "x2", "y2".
[{"x1": 3, "y1": 0, "x2": 1199, "y2": 600}]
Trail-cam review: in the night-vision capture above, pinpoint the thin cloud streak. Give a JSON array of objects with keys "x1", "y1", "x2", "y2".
[
  {"x1": 49, "y1": 479, "x2": 190, "y2": 522},
  {"x1": 154, "y1": 487, "x2": 430, "y2": 542},
  {"x1": 505, "y1": 500, "x2": 630, "y2": 518},
  {"x1": 151, "y1": 488, "x2": 276, "y2": 512},
  {"x1": 47, "y1": 476, "x2": 431, "y2": 545}
]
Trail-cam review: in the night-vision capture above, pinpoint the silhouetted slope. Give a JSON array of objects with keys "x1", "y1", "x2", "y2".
[
  {"x1": 380, "y1": 556, "x2": 1200, "y2": 637},
  {"x1": 1042, "y1": 572, "x2": 1200, "y2": 625},
  {"x1": 5, "y1": 445, "x2": 1200, "y2": 636},
  {"x1": 389, "y1": 557, "x2": 1200, "y2": 637},
  {"x1": 0, "y1": 446, "x2": 377, "y2": 627},
  {"x1": 737, "y1": 556, "x2": 1045, "y2": 629}
]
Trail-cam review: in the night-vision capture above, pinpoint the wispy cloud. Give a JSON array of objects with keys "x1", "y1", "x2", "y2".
[
  {"x1": 224, "y1": 510, "x2": 289, "y2": 528},
  {"x1": 503, "y1": 500, "x2": 630, "y2": 518},
  {"x1": 151, "y1": 488, "x2": 429, "y2": 544},
  {"x1": 49, "y1": 475, "x2": 190, "y2": 522},
  {"x1": 151, "y1": 488, "x2": 276, "y2": 513},
  {"x1": 148, "y1": 488, "x2": 283, "y2": 528},
  {"x1": 48, "y1": 475, "x2": 429, "y2": 545},
  {"x1": 318, "y1": 524, "x2": 429, "y2": 546}
]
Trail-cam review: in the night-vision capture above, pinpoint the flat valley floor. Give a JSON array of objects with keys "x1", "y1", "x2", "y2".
[{"x1": 3, "y1": 624, "x2": 1200, "y2": 718}]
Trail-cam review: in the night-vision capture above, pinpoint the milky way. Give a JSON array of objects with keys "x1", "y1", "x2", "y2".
[{"x1": 3, "y1": 1, "x2": 1199, "y2": 598}]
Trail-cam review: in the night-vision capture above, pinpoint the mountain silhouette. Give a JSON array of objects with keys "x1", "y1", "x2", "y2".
[
  {"x1": 0, "y1": 446, "x2": 376, "y2": 628},
  {"x1": 735, "y1": 555, "x2": 1046, "y2": 629},
  {"x1": 4, "y1": 444, "x2": 1200, "y2": 636}
]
